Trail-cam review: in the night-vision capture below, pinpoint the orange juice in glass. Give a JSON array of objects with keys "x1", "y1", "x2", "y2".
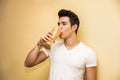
[{"x1": 44, "y1": 27, "x2": 62, "y2": 49}]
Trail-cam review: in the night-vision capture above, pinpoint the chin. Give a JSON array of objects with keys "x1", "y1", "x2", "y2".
[
  {"x1": 59, "y1": 36, "x2": 63, "y2": 39},
  {"x1": 60, "y1": 34, "x2": 66, "y2": 39},
  {"x1": 60, "y1": 36, "x2": 65, "y2": 39},
  {"x1": 59, "y1": 35, "x2": 63, "y2": 39}
]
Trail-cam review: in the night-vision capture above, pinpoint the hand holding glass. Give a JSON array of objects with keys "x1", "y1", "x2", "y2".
[{"x1": 42, "y1": 27, "x2": 62, "y2": 49}]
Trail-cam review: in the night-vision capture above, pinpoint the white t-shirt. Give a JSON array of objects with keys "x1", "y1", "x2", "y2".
[{"x1": 42, "y1": 40, "x2": 97, "y2": 80}]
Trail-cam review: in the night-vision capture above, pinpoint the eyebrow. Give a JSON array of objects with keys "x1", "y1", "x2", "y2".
[{"x1": 57, "y1": 22, "x2": 67, "y2": 25}]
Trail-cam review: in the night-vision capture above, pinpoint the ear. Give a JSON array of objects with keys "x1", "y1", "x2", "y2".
[{"x1": 72, "y1": 24, "x2": 77, "y2": 32}]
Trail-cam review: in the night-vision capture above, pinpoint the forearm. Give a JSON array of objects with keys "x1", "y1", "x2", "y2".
[
  {"x1": 86, "y1": 67, "x2": 97, "y2": 80},
  {"x1": 24, "y1": 45, "x2": 41, "y2": 67},
  {"x1": 24, "y1": 33, "x2": 52, "y2": 67}
]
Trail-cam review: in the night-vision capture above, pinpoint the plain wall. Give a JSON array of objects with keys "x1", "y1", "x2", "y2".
[{"x1": 0, "y1": 0, "x2": 120, "y2": 80}]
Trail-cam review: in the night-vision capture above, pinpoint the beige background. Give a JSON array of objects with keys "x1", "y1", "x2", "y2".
[{"x1": 0, "y1": 0, "x2": 120, "y2": 80}]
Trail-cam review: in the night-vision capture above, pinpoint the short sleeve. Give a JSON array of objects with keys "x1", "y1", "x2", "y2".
[
  {"x1": 86, "y1": 49, "x2": 97, "y2": 67},
  {"x1": 41, "y1": 47, "x2": 50, "y2": 57}
]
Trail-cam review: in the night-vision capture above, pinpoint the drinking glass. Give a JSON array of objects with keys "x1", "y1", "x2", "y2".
[{"x1": 43, "y1": 27, "x2": 62, "y2": 49}]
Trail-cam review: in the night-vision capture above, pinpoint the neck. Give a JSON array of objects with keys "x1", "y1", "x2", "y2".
[{"x1": 64, "y1": 33, "x2": 80, "y2": 50}]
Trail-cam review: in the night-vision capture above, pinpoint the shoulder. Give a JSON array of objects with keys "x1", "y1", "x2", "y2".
[{"x1": 79, "y1": 42, "x2": 96, "y2": 56}]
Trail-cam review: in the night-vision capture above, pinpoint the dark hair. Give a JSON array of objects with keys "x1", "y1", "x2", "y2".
[{"x1": 58, "y1": 9, "x2": 80, "y2": 34}]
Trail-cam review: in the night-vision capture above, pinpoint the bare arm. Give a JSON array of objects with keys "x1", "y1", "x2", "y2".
[
  {"x1": 24, "y1": 32, "x2": 53, "y2": 67},
  {"x1": 86, "y1": 67, "x2": 97, "y2": 80},
  {"x1": 24, "y1": 45, "x2": 48, "y2": 67}
]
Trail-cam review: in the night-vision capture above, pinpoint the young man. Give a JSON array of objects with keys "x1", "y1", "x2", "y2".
[{"x1": 24, "y1": 9, "x2": 97, "y2": 80}]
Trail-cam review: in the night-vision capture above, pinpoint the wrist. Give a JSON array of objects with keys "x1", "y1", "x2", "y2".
[{"x1": 37, "y1": 41, "x2": 43, "y2": 49}]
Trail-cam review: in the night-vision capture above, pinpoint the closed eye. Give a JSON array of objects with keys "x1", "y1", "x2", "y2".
[
  {"x1": 57, "y1": 22, "x2": 60, "y2": 26},
  {"x1": 61, "y1": 22, "x2": 67, "y2": 26}
]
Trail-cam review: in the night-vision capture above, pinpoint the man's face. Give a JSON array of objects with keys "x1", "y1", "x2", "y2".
[{"x1": 58, "y1": 16, "x2": 73, "y2": 39}]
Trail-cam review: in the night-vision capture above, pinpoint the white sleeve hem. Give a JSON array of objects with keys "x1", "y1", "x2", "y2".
[
  {"x1": 41, "y1": 48, "x2": 49, "y2": 57},
  {"x1": 86, "y1": 64, "x2": 97, "y2": 67}
]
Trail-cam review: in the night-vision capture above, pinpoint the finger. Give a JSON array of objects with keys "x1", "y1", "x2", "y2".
[
  {"x1": 40, "y1": 32, "x2": 53, "y2": 42},
  {"x1": 41, "y1": 35, "x2": 48, "y2": 42},
  {"x1": 45, "y1": 34, "x2": 52, "y2": 41},
  {"x1": 47, "y1": 32, "x2": 53, "y2": 38},
  {"x1": 42, "y1": 34, "x2": 52, "y2": 42},
  {"x1": 41, "y1": 34, "x2": 48, "y2": 42}
]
